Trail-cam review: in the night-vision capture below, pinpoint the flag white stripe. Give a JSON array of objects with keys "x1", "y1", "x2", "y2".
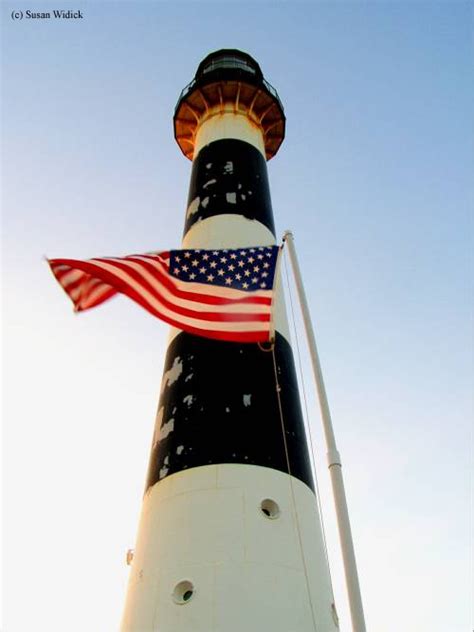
[
  {"x1": 80, "y1": 281, "x2": 116, "y2": 309},
  {"x1": 59, "y1": 268, "x2": 86, "y2": 288},
  {"x1": 69, "y1": 285, "x2": 83, "y2": 301}
]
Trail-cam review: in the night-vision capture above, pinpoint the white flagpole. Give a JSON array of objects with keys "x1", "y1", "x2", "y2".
[{"x1": 283, "y1": 230, "x2": 367, "y2": 632}]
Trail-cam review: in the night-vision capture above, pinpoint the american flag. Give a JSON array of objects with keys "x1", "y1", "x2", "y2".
[{"x1": 47, "y1": 245, "x2": 280, "y2": 343}]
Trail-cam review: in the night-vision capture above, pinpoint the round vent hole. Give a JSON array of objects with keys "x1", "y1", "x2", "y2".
[
  {"x1": 260, "y1": 498, "x2": 280, "y2": 519},
  {"x1": 173, "y1": 580, "x2": 195, "y2": 604}
]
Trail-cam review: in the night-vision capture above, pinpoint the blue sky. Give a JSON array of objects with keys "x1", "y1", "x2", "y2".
[{"x1": 3, "y1": 2, "x2": 472, "y2": 631}]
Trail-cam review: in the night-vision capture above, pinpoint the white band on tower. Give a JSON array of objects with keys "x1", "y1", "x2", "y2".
[{"x1": 195, "y1": 109, "x2": 266, "y2": 157}]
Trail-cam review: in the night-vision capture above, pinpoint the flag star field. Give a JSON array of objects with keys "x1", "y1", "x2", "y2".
[{"x1": 170, "y1": 246, "x2": 278, "y2": 290}]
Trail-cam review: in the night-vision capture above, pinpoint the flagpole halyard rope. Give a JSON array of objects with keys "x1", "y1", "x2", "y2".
[
  {"x1": 270, "y1": 342, "x2": 319, "y2": 632},
  {"x1": 281, "y1": 245, "x2": 334, "y2": 591}
]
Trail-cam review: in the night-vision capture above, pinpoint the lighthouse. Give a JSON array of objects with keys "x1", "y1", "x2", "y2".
[{"x1": 121, "y1": 50, "x2": 340, "y2": 632}]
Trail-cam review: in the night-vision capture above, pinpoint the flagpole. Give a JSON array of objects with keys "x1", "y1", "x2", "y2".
[{"x1": 282, "y1": 230, "x2": 367, "y2": 632}]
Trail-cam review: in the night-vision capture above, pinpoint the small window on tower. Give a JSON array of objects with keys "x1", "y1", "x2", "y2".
[
  {"x1": 172, "y1": 580, "x2": 195, "y2": 604},
  {"x1": 260, "y1": 498, "x2": 280, "y2": 519}
]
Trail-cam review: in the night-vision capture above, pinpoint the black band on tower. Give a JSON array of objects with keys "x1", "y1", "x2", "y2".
[
  {"x1": 184, "y1": 139, "x2": 276, "y2": 238},
  {"x1": 146, "y1": 332, "x2": 314, "y2": 493}
]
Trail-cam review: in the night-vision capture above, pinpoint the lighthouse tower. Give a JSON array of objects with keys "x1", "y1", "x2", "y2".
[{"x1": 121, "y1": 50, "x2": 339, "y2": 632}]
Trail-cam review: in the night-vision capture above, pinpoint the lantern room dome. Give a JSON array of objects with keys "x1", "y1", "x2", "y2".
[{"x1": 195, "y1": 49, "x2": 264, "y2": 82}]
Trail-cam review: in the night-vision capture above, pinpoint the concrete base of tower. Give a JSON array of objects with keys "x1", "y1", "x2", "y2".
[{"x1": 121, "y1": 464, "x2": 339, "y2": 631}]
